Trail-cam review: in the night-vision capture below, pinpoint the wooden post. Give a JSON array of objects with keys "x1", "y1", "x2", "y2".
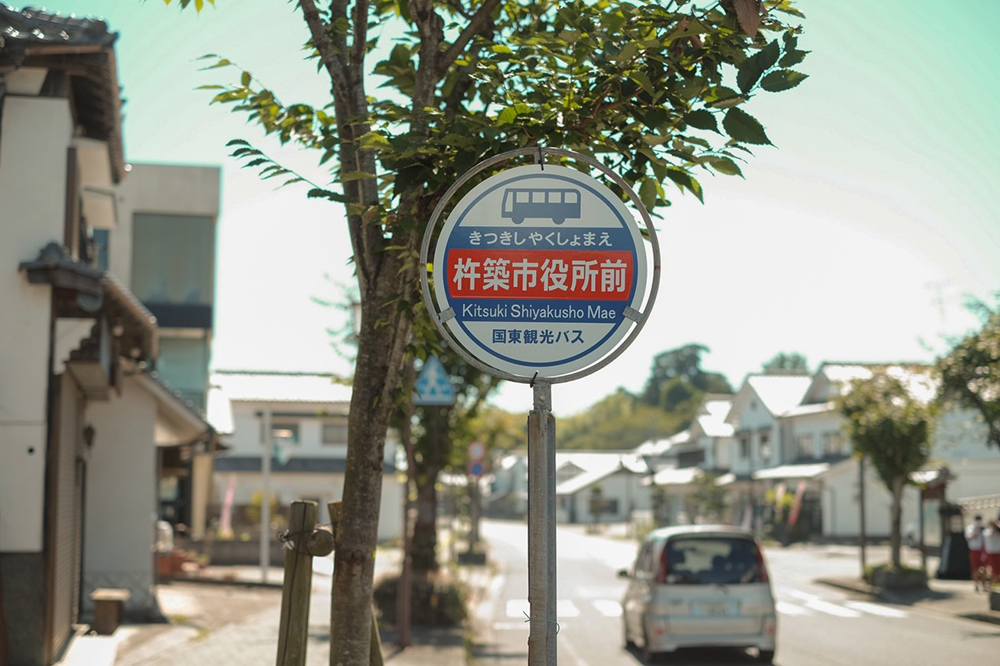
[
  {"x1": 328, "y1": 501, "x2": 384, "y2": 666},
  {"x1": 276, "y1": 501, "x2": 317, "y2": 666}
]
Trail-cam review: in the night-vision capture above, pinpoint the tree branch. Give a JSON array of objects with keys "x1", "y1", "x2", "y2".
[{"x1": 437, "y1": 0, "x2": 502, "y2": 77}]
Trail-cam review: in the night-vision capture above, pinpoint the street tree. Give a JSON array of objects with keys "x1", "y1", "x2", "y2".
[
  {"x1": 404, "y1": 349, "x2": 500, "y2": 574},
  {"x1": 167, "y1": 0, "x2": 808, "y2": 660},
  {"x1": 938, "y1": 303, "x2": 1000, "y2": 449},
  {"x1": 837, "y1": 368, "x2": 936, "y2": 568}
]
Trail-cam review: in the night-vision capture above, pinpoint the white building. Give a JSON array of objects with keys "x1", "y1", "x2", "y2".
[
  {"x1": 209, "y1": 372, "x2": 404, "y2": 543},
  {"x1": 0, "y1": 7, "x2": 216, "y2": 664}
]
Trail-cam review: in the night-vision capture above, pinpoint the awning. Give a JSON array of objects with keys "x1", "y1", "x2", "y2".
[{"x1": 752, "y1": 462, "x2": 830, "y2": 481}]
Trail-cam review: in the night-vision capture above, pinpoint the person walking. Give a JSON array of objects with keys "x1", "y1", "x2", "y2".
[
  {"x1": 983, "y1": 518, "x2": 1000, "y2": 589},
  {"x1": 966, "y1": 515, "x2": 987, "y2": 591}
]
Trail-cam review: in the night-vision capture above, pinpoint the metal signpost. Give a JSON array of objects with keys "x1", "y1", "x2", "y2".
[{"x1": 420, "y1": 148, "x2": 659, "y2": 666}]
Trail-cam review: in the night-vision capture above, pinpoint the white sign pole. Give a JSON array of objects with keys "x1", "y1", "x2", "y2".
[{"x1": 260, "y1": 407, "x2": 272, "y2": 584}]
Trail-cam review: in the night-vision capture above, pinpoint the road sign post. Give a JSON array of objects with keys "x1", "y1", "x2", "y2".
[{"x1": 420, "y1": 148, "x2": 659, "y2": 666}]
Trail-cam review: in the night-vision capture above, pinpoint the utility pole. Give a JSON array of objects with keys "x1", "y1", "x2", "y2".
[{"x1": 261, "y1": 407, "x2": 272, "y2": 584}]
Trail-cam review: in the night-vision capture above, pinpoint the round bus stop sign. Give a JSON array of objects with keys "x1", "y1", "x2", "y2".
[{"x1": 431, "y1": 164, "x2": 649, "y2": 380}]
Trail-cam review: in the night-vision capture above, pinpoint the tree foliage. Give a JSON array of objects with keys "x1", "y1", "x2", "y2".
[
  {"x1": 938, "y1": 303, "x2": 1000, "y2": 449},
  {"x1": 165, "y1": 0, "x2": 807, "y2": 661},
  {"x1": 837, "y1": 368, "x2": 936, "y2": 567},
  {"x1": 762, "y1": 351, "x2": 808, "y2": 373},
  {"x1": 559, "y1": 388, "x2": 683, "y2": 449}
]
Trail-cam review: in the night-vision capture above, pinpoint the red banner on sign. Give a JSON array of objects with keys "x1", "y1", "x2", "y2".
[{"x1": 446, "y1": 249, "x2": 633, "y2": 300}]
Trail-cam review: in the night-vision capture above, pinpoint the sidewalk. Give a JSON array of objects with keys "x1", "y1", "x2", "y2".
[{"x1": 58, "y1": 545, "x2": 481, "y2": 666}]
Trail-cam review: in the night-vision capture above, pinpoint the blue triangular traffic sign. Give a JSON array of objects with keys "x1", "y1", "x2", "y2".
[{"x1": 413, "y1": 355, "x2": 456, "y2": 406}]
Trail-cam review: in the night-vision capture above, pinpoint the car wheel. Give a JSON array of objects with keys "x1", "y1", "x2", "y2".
[
  {"x1": 757, "y1": 648, "x2": 776, "y2": 663},
  {"x1": 642, "y1": 629, "x2": 661, "y2": 664}
]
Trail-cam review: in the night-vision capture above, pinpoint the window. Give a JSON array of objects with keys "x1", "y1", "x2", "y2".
[
  {"x1": 738, "y1": 434, "x2": 750, "y2": 459},
  {"x1": 822, "y1": 432, "x2": 847, "y2": 456},
  {"x1": 132, "y1": 213, "x2": 215, "y2": 306},
  {"x1": 322, "y1": 418, "x2": 349, "y2": 446},
  {"x1": 271, "y1": 422, "x2": 299, "y2": 446},
  {"x1": 795, "y1": 434, "x2": 815, "y2": 460},
  {"x1": 92, "y1": 228, "x2": 110, "y2": 271},
  {"x1": 759, "y1": 432, "x2": 771, "y2": 462}
]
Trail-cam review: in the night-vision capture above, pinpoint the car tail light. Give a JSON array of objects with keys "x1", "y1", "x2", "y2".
[
  {"x1": 655, "y1": 544, "x2": 670, "y2": 583},
  {"x1": 754, "y1": 543, "x2": 769, "y2": 584}
]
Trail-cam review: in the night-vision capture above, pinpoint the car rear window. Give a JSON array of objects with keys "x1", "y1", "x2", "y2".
[{"x1": 664, "y1": 536, "x2": 764, "y2": 585}]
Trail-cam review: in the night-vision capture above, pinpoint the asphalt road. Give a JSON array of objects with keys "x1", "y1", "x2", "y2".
[{"x1": 471, "y1": 519, "x2": 1000, "y2": 666}]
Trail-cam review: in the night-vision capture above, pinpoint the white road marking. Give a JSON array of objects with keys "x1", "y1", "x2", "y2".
[
  {"x1": 506, "y1": 599, "x2": 530, "y2": 619},
  {"x1": 805, "y1": 599, "x2": 862, "y2": 618},
  {"x1": 592, "y1": 600, "x2": 622, "y2": 617},
  {"x1": 844, "y1": 600, "x2": 908, "y2": 618},
  {"x1": 557, "y1": 600, "x2": 581, "y2": 617},
  {"x1": 776, "y1": 600, "x2": 810, "y2": 616}
]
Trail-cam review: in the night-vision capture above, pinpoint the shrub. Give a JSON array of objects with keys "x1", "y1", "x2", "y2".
[{"x1": 372, "y1": 571, "x2": 468, "y2": 627}]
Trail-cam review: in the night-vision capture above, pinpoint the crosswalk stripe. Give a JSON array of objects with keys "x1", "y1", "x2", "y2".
[
  {"x1": 557, "y1": 600, "x2": 581, "y2": 617},
  {"x1": 843, "y1": 600, "x2": 908, "y2": 618},
  {"x1": 776, "y1": 600, "x2": 809, "y2": 616},
  {"x1": 805, "y1": 599, "x2": 862, "y2": 618},
  {"x1": 506, "y1": 599, "x2": 530, "y2": 619},
  {"x1": 592, "y1": 600, "x2": 622, "y2": 617}
]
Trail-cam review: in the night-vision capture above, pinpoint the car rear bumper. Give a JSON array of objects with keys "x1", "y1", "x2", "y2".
[{"x1": 644, "y1": 613, "x2": 777, "y2": 653}]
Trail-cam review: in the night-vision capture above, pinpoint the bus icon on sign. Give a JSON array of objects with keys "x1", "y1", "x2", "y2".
[{"x1": 501, "y1": 188, "x2": 581, "y2": 225}]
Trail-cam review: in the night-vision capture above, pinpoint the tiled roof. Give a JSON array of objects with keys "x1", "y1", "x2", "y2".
[{"x1": 0, "y1": 4, "x2": 125, "y2": 180}]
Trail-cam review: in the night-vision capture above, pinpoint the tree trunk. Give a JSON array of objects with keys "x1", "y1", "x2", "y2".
[
  {"x1": 890, "y1": 478, "x2": 904, "y2": 569},
  {"x1": 411, "y1": 471, "x2": 440, "y2": 573},
  {"x1": 330, "y1": 271, "x2": 414, "y2": 665}
]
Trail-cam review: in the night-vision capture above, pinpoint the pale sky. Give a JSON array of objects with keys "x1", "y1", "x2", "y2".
[{"x1": 41, "y1": 1, "x2": 1000, "y2": 417}]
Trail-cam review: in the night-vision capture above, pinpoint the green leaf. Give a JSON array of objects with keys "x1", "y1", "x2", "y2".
[
  {"x1": 708, "y1": 157, "x2": 743, "y2": 177},
  {"x1": 240, "y1": 71, "x2": 251, "y2": 87},
  {"x1": 779, "y1": 48, "x2": 809, "y2": 68},
  {"x1": 639, "y1": 177, "x2": 658, "y2": 211},
  {"x1": 629, "y1": 71, "x2": 655, "y2": 95},
  {"x1": 497, "y1": 106, "x2": 518, "y2": 125},
  {"x1": 705, "y1": 86, "x2": 743, "y2": 109},
  {"x1": 341, "y1": 170, "x2": 376, "y2": 182},
  {"x1": 359, "y1": 132, "x2": 391, "y2": 151},
  {"x1": 684, "y1": 109, "x2": 718, "y2": 132},
  {"x1": 736, "y1": 41, "x2": 780, "y2": 94},
  {"x1": 760, "y1": 69, "x2": 808, "y2": 92},
  {"x1": 665, "y1": 168, "x2": 703, "y2": 202},
  {"x1": 723, "y1": 108, "x2": 771, "y2": 145}
]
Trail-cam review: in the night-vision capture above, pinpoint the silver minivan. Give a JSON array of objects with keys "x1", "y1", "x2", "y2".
[{"x1": 619, "y1": 525, "x2": 777, "y2": 663}]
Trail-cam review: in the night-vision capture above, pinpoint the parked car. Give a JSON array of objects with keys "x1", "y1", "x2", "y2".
[{"x1": 619, "y1": 524, "x2": 777, "y2": 663}]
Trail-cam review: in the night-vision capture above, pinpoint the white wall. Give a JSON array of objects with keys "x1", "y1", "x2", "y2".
[
  {"x1": 820, "y1": 458, "x2": 921, "y2": 538},
  {"x1": 84, "y1": 376, "x2": 159, "y2": 612},
  {"x1": 559, "y1": 471, "x2": 651, "y2": 523},
  {"x1": 215, "y1": 470, "x2": 404, "y2": 541},
  {"x1": 0, "y1": 96, "x2": 76, "y2": 552},
  {"x1": 112, "y1": 163, "x2": 221, "y2": 286}
]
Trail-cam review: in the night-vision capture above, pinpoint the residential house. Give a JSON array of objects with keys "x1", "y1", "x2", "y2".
[
  {"x1": 722, "y1": 373, "x2": 812, "y2": 531},
  {"x1": 798, "y1": 363, "x2": 999, "y2": 541},
  {"x1": 554, "y1": 451, "x2": 650, "y2": 524},
  {"x1": 0, "y1": 7, "x2": 214, "y2": 664},
  {"x1": 209, "y1": 371, "x2": 404, "y2": 550},
  {"x1": 487, "y1": 450, "x2": 651, "y2": 524},
  {"x1": 115, "y1": 163, "x2": 222, "y2": 541}
]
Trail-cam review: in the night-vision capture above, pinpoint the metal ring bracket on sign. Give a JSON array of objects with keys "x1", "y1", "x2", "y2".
[{"x1": 418, "y1": 147, "x2": 661, "y2": 385}]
